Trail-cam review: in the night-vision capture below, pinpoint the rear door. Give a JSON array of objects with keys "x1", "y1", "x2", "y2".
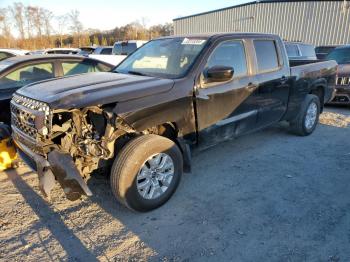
[
  {"x1": 253, "y1": 39, "x2": 290, "y2": 126},
  {"x1": 195, "y1": 38, "x2": 259, "y2": 148}
]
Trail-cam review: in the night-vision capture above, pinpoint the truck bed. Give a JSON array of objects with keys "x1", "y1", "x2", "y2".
[{"x1": 289, "y1": 59, "x2": 324, "y2": 67}]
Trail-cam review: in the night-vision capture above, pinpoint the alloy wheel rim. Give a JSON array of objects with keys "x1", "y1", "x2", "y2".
[
  {"x1": 305, "y1": 102, "x2": 318, "y2": 130},
  {"x1": 136, "y1": 153, "x2": 175, "y2": 200}
]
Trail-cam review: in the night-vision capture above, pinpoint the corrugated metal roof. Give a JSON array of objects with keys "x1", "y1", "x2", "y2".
[{"x1": 173, "y1": 0, "x2": 346, "y2": 21}]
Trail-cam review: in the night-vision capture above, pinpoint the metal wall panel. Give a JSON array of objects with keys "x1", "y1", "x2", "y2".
[{"x1": 173, "y1": 1, "x2": 350, "y2": 45}]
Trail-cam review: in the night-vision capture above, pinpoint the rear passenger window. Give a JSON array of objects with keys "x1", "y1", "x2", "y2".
[
  {"x1": 206, "y1": 40, "x2": 247, "y2": 77},
  {"x1": 254, "y1": 40, "x2": 280, "y2": 72},
  {"x1": 285, "y1": 44, "x2": 300, "y2": 57},
  {"x1": 299, "y1": 44, "x2": 316, "y2": 58},
  {"x1": 62, "y1": 61, "x2": 98, "y2": 76}
]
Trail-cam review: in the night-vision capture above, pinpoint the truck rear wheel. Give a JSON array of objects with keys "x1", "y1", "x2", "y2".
[
  {"x1": 110, "y1": 134, "x2": 183, "y2": 212},
  {"x1": 289, "y1": 94, "x2": 320, "y2": 136}
]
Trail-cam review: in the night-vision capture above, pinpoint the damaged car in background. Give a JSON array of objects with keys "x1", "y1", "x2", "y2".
[{"x1": 11, "y1": 33, "x2": 337, "y2": 212}]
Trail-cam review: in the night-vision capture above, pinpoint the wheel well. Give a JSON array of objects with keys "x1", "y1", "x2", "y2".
[
  {"x1": 310, "y1": 86, "x2": 324, "y2": 112},
  {"x1": 155, "y1": 122, "x2": 178, "y2": 140},
  {"x1": 145, "y1": 122, "x2": 191, "y2": 172}
]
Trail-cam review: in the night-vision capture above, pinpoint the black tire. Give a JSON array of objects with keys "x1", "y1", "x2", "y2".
[
  {"x1": 289, "y1": 94, "x2": 320, "y2": 136},
  {"x1": 0, "y1": 123, "x2": 11, "y2": 140},
  {"x1": 110, "y1": 134, "x2": 183, "y2": 212}
]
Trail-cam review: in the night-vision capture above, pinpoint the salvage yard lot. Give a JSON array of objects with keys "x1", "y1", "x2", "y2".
[{"x1": 0, "y1": 107, "x2": 349, "y2": 261}]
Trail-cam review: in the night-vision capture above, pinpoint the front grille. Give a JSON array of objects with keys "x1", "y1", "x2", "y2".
[
  {"x1": 333, "y1": 95, "x2": 350, "y2": 103},
  {"x1": 11, "y1": 104, "x2": 37, "y2": 138},
  {"x1": 11, "y1": 94, "x2": 52, "y2": 140},
  {"x1": 336, "y1": 77, "x2": 350, "y2": 86}
]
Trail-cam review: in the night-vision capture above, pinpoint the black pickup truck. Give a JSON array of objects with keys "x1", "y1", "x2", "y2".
[{"x1": 11, "y1": 33, "x2": 337, "y2": 212}]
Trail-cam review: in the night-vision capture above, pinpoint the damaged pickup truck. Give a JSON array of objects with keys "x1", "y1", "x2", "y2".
[{"x1": 11, "y1": 33, "x2": 337, "y2": 212}]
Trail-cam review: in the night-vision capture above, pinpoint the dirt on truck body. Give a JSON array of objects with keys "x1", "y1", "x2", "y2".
[{"x1": 11, "y1": 33, "x2": 337, "y2": 212}]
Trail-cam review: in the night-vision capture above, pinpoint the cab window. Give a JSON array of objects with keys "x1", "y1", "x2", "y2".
[
  {"x1": 206, "y1": 40, "x2": 248, "y2": 77},
  {"x1": 285, "y1": 43, "x2": 300, "y2": 57},
  {"x1": 254, "y1": 40, "x2": 279, "y2": 72},
  {"x1": 0, "y1": 63, "x2": 54, "y2": 89},
  {"x1": 61, "y1": 61, "x2": 110, "y2": 76}
]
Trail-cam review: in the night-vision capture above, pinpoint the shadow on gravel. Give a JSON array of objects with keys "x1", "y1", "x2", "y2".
[{"x1": 5, "y1": 170, "x2": 99, "y2": 261}]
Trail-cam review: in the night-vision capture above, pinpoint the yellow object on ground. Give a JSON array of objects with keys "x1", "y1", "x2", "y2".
[{"x1": 0, "y1": 138, "x2": 17, "y2": 171}]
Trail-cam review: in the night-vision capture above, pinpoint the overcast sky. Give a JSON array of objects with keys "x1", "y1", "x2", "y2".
[{"x1": 0, "y1": 0, "x2": 252, "y2": 31}]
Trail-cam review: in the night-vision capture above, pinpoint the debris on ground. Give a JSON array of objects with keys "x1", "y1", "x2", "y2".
[{"x1": 319, "y1": 111, "x2": 350, "y2": 128}]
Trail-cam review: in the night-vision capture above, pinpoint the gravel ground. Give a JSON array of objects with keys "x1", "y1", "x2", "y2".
[{"x1": 0, "y1": 106, "x2": 349, "y2": 262}]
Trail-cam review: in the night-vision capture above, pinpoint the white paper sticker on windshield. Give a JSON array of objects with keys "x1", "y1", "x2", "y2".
[{"x1": 182, "y1": 38, "x2": 206, "y2": 45}]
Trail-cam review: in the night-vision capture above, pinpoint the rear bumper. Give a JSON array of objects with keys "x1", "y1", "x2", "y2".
[{"x1": 13, "y1": 135, "x2": 92, "y2": 200}]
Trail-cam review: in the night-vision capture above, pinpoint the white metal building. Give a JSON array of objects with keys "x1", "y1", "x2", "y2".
[{"x1": 173, "y1": 0, "x2": 350, "y2": 45}]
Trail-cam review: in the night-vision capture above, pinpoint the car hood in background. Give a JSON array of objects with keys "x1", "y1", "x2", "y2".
[{"x1": 17, "y1": 72, "x2": 175, "y2": 109}]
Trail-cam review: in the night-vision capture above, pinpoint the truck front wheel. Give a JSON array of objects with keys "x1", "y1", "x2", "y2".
[
  {"x1": 289, "y1": 94, "x2": 320, "y2": 136},
  {"x1": 110, "y1": 134, "x2": 183, "y2": 212}
]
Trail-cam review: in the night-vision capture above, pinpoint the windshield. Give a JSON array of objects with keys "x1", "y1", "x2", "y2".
[
  {"x1": 326, "y1": 48, "x2": 350, "y2": 64},
  {"x1": 114, "y1": 37, "x2": 207, "y2": 78}
]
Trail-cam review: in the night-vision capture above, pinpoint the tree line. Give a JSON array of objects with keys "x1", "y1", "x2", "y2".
[{"x1": 0, "y1": 2, "x2": 173, "y2": 50}]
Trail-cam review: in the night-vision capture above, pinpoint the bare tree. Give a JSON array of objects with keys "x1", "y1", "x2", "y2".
[
  {"x1": 0, "y1": 8, "x2": 12, "y2": 47},
  {"x1": 25, "y1": 6, "x2": 36, "y2": 39},
  {"x1": 56, "y1": 14, "x2": 68, "y2": 47},
  {"x1": 69, "y1": 10, "x2": 83, "y2": 46},
  {"x1": 41, "y1": 8, "x2": 53, "y2": 46},
  {"x1": 10, "y1": 2, "x2": 25, "y2": 40}
]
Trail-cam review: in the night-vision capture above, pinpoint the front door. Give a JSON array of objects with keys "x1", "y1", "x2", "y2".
[{"x1": 195, "y1": 39, "x2": 259, "y2": 149}]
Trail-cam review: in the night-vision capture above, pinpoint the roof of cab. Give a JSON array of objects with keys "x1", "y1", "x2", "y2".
[
  {"x1": 3, "y1": 54, "x2": 88, "y2": 63},
  {"x1": 157, "y1": 32, "x2": 280, "y2": 40}
]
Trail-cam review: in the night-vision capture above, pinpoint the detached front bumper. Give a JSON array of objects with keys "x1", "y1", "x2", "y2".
[{"x1": 13, "y1": 130, "x2": 92, "y2": 201}]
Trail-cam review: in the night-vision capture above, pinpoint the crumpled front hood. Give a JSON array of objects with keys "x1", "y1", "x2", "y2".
[{"x1": 17, "y1": 72, "x2": 175, "y2": 109}]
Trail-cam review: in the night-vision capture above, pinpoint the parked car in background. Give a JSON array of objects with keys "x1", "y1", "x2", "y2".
[
  {"x1": 89, "y1": 40, "x2": 148, "y2": 66},
  {"x1": 44, "y1": 48, "x2": 80, "y2": 55},
  {"x1": 0, "y1": 55, "x2": 113, "y2": 125},
  {"x1": 89, "y1": 46, "x2": 122, "y2": 65},
  {"x1": 326, "y1": 45, "x2": 350, "y2": 104},
  {"x1": 112, "y1": 40, "x2": 147, "y2": 55},
  {"x1": 92, "y1": 46, "x2": 113, "y2": 55},
  {"x1": 29, "y1": 48, "x2": 81, "y2": 55},
  {"x1": 11, "y1": 33, "x2": 336, "y2": 211},
  {"x1": 0, "y1": 49, "x2": 30, "y2": 61},
  {"x1": 284, "y1": 41, "x2": 317, "y2": 61},
  {"x1": 78, "y1": 46, "x2": 96, "y2": 56},
  {"x1": 315, "y1": 45, "x2": 339, "y2": 60}
]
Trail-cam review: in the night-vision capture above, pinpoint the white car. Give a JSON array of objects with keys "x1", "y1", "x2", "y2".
[
  {"x1": 89, "y1": 41, "x2": 148, "y2": 66},
  {"x1": 0, "y1": 49, "x2": 30, "y2": 61},
  {"x1": 30, "y1": 48, "x2": 81, "y2": 55}
]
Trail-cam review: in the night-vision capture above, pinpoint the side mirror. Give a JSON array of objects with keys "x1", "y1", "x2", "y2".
[{"x1": 205, "y1": 66, "x2": 234, "y2": 83}]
